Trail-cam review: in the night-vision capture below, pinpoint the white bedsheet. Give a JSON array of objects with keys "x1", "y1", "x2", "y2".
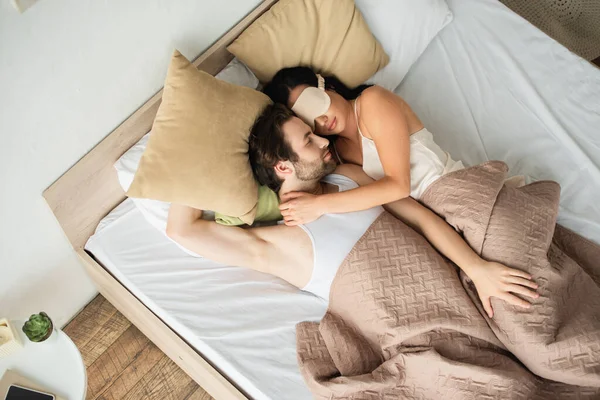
[
  {"x1": 86, "y1": 199, "x2": 326, "y2": 400},
  {"x1": 397, "y1": 0, "x2": 600, "y2": 244}
]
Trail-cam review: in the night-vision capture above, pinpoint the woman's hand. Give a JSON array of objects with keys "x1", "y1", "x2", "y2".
[
  {"x1": 467, "y1": 261, "x2": 539, "y2": 318},
  {"x1": 279, "y1": 192, "x2": 325, "y2": 226}
]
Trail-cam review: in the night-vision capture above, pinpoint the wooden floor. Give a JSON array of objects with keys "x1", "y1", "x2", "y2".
[{"x1": 63, "y1": 295, "x2": 213, "y2": 400}]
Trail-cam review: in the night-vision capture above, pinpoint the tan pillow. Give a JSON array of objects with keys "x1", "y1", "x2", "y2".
[
  {"x1": 227, "y1": 0, "x2": 389, "y2": 88},
  {"x1": 127, "y1": 50, "x2": 271, "y2": 223}
]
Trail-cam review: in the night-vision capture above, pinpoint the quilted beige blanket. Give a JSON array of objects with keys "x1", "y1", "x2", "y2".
[{"x1": 296, "y1": 161, "x2": 600, "y2": 399}]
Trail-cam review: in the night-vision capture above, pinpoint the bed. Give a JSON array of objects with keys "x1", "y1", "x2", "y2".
[
  {"x1": 44, "y1": 0, "x2": 600, "y2": 399},
  {"x1": 86, "y1": 198, "x2": 324, "y2": 399}
]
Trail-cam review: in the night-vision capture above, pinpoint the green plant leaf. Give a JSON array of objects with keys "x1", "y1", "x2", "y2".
[{"x1": 22, "y1": 312, "x2": 52, "y2": 342}]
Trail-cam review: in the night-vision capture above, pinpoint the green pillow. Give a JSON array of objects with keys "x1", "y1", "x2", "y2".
[{"x1": 215, "y1": 186, "x2": 282, "y2": 226}]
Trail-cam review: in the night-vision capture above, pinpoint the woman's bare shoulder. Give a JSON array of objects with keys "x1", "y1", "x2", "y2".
[
  {"x1": 359, "y1": 86, "x2": 406, "y2": 123},
  {"x1": 359, "y1": 86, "x2": 423, "y2": 137},
  {"x1": 359, "y1": 85, "x2": 399, "y2": 104}
]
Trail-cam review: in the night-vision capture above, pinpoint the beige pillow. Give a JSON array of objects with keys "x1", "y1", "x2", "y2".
[
  {"x1": 127, "y1": 50, "x2": 271, "y2": 223},
  {"x1": 227, "y1": 0, "x2": 389, "y2": 88}
]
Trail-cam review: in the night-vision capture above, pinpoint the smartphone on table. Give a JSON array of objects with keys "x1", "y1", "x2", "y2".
[{"x1": 5, "y1": 385, "x2": 55, "y2": 400}]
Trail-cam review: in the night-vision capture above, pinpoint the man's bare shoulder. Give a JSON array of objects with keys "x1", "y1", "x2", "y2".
[{"x1": 333, "y1": 164, "x2": 374, "y2": 187}]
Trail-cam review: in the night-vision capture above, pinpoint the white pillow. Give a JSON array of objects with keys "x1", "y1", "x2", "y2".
[
  {"x1": 209, "y1": 56, "x2": 259, "y2": 89},
  {"x1": 115, "y1": 134, "x2": 174, "y2": 229},
  {"x1": 357, "y1": 0, "x2": 453, "y2": 90},
  {"x1": 114, "y1": 58, "x2": 258, "y2": 255}
]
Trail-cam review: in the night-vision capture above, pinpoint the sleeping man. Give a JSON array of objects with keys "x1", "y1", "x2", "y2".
[{"x1": 166, "y1": 104, "x2": 538, "y2": 317}]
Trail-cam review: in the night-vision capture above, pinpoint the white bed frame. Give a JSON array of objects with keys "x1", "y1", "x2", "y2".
[{"x1": 43, "y1": 1, "x2": 277, "y2": 398}]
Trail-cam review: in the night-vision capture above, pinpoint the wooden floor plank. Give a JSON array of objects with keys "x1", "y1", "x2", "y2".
[
  {"x1": 119, "y1": 356, "x2": 198, "y2": 400},
  {"x1": 65, "y1": 294, "x2": 213, "y2": 400},
  {"x1": 95, "y1": 342, "x2": 166, "y2": 400},
  {"x1": 63, "y1": 295, "x2": 120, "y2": 350},
  {"x1": 78, "y1": 311, "x2": 132, "y2": 367},
  {"x1": 86, "y1": 325, "x2": 150, "y2": 399}
]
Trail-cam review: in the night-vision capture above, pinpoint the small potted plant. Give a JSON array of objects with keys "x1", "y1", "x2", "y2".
[{"x1": 22, "y1": 312, "x2": 54, "y2": 343}]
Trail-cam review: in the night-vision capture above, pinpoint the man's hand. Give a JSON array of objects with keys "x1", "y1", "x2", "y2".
[
  {"x1": 467, "y1": 261, "x2": 539, "y2": 318},
  {"x1": 279, "y1": 192, "x2": 325, "y2": 226}
]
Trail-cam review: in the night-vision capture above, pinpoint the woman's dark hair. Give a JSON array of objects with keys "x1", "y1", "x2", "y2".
[
  {"x1": 263, "y1": 66, "x2": 372, "y2": 105},
  {"x1": 248, "y1": 103, "x2": 298, "y2": 193}
]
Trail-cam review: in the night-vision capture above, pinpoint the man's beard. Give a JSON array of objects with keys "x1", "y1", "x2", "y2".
[{"x1": 293, "y1": 157, "x2": 337, "y2": 182}]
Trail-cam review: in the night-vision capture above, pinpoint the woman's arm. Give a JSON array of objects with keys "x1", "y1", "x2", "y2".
[
  {"x1": 341, "y1": 164, "x2": 539, "y2": 318},
  {"x1": 279, "y1": 87, "x2": 412, "y2": 225},
  {"x1": 384, "y1": 197, "x2": 539, "y2": 317},
  {"x1": 280, "y1": 175, "x2": 409, "y2": 225}
]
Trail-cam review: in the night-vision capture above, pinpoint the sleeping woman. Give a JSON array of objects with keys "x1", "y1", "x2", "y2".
[{"x1": 264, "y1": 66, "x2": 465, "y2": 226}]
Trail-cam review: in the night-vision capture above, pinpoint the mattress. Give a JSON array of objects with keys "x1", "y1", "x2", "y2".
[
  {"x1": 85, "y1": 0, "x2": 600, "y2": 398},
  {"x1": 86, "y1": 199, "x2": 327, "y2": 400},
  {"x1": 398, "y1": 0, "x2": 600, "y2": 245}
]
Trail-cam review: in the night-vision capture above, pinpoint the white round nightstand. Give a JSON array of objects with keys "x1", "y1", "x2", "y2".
[{"x1": 0, "y1": 321, "x2": 87, "y2": 400}]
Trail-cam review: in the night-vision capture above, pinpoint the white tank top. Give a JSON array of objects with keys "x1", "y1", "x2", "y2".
[
  {"x1": 299, "y1": 174, "x2": 384, "y2": 300},
  {"x1": 355, "y1": 101, "x2": 464, "y2": 199}
]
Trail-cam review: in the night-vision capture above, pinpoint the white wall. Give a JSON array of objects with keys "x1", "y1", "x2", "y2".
[{"x1": 0, "y1": 0, "x2": 260, "y2": 327}]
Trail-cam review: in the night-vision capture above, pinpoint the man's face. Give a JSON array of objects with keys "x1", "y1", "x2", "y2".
[{"x1": 281, "y1": 116, "x2": 337, "y2": 181}]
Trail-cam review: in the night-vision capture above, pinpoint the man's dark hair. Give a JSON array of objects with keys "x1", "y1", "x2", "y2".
[{"x1": 249, "y1": 103, "x2": 298, "y2": 193}]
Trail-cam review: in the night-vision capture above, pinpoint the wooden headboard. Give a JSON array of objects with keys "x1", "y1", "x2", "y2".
[{"x1": 43, "y1": 0, "x2": 277, "y2": 250}]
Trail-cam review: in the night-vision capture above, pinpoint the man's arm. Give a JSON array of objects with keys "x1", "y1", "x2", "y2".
[
  {"x1": 166, "y1": 204, "x2": 269, "y2": 272},
  {"x1": 166, "y1": 203, "x2": 312, "y2": 287},
  {"x1": 336, "y1": 164, "x2": 539, "y2": 317}
]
